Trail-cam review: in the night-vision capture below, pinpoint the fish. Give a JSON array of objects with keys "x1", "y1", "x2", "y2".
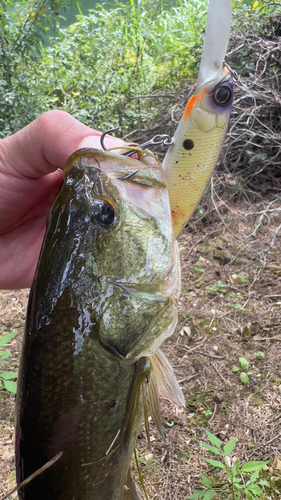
[
  {"x1": 162, "y1": 0, "x2": 233, "y2": 237},
  {"x1": 15, "y1": 148, "x2": 182, "y2": 500}
]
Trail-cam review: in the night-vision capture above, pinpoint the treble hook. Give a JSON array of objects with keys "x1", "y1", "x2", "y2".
[
  {"x1": 100, "y1": 129, "x2": 174, "y2": 156},
  {"x1": 122, "y1": 134, "x2": 174, "y2": 157},
  {"x1": 100, "y1": 127, "x2": 120, "y2": 151}
]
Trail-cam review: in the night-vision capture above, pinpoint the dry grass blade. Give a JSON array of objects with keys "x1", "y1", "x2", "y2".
[{"x1": 0, "y1": 452, "x2": 62, "y2": 500}]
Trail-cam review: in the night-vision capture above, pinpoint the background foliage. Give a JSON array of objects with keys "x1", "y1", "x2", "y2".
[
  {"x1": 0, "y1": 0, "x2": 280, "y2": 172},
  {"x1": 0, "y1": 0, "x2": 210, "y2": 135},
  {"x1": 0, "y1": 0, "x2": 70, "y2": 136}
]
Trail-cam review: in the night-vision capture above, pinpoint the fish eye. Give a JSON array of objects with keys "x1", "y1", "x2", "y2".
[
  {"x1": 92, "y1": 199, "x2": 115, "y2": 226},
  {"x1": 213, "y1": 85, "x2": 232, "y2": 106}
]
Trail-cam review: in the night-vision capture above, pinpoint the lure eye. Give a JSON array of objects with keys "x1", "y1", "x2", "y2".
[
  {"x1": 213, "y1": 85, "x2": 232, "y2": 106},
  {"x1": 92, "y1": 199, "x2": 115, "y2": 226}
]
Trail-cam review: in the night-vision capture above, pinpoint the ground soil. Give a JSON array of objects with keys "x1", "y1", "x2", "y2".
[{"x1": 1, "y1": 192, "x2": 281, "y2": 500}]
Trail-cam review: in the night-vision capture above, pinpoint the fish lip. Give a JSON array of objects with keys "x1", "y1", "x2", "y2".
[{"x1": 65, "y1": 148, "x2": 162, "y2": 179}]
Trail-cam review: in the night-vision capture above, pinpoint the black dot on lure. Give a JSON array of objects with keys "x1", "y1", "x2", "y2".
[{"x1": 183, "y1": 139, "x2": 194, "y2": 151}]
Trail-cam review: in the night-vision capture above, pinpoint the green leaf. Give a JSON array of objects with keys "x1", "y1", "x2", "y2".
[
  {"x1": 187, "y1": 488, "x2": 216, "y2": 500},
  {"x1": 241, "y1": 461, "x2": 268, "y2": 473},
  {"x1": 205, "y1": 431, "x2": 222, "y2": 449},
  {"x1": 0, "y1": 371, "x2": 18, "y2": 380},
  {"x1": 233, "y1": 484, "x2": 244, "y2": 490},
  {"x1": 3, "y1": 380, "x2": 17, "y2": 394},
  {"x1": 0, "y1": 351, "x2": 10, "y2": 359},
  {"x1": 257, "y1": 479, "x2": 270, "y2": 487},
  {"x1": 200, "y1": 443, "x2": 222, "y2": 456},
  {"x1": 244, "y1": 491, "x2": 254, "y2": 500},
  {"x1": 246, "y1": 484, "x2": 262, "y2": 495},
  {"x1": 186, "y1": 491, "x2": 206, "y2": 499},
  {"x1": 223, "y1": 438, "x2": 237, "y2": 456},
  {"x1": 200, "y1": 474, "x2": 213, "y2": 489},
  {"x1": 231, "y1": 366, "x2": 240, "y2": 373},
  {"x1": 246, "y1": 470, "x2": 259, "y2": 484},
  {"x1": 240, "y1": 372, "x2": 249, "y2": 385},
  {"x1": 204, "y1": 459, "x2": 226, "y2": 470},
  {"x1": 239, "y1": 357, "x2": 249, "y2": 370},
  {"x1": 203, "y1": 492, "x2": 215, "y2": 500},
  {"x1": 0, "y1": 331, "x2": 17, "y2": 348}
]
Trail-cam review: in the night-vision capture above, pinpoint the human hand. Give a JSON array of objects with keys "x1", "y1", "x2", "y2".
[{"x1": 0, "y1": 111, "x2": 126, "y2": 289}]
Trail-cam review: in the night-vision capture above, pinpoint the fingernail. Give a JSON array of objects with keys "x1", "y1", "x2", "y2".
[
  {"x1": 79, "y1": 135, "x2": 127, "y2": 151},
  {"x1": 79, "y1": 136, "x2": 101, "y2": 148}
]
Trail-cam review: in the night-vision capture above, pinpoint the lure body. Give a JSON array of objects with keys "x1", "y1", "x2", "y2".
[{"x1": 162, "y1": 0, "x2": 233, "y2": 237}]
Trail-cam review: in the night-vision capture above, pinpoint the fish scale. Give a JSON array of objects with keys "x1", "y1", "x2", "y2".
[{"x1": 17, "y1": 297, "x2": 138, "y2": 499}]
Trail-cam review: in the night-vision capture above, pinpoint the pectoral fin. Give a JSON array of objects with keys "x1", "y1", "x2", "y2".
[
  {"x1": 142, "y1": 359, "x2": 165, "y2": 445},
  {"x1": 150, "y1": 350, "x2": 185, "y2": 407},
  {"x1": 120, "y1": 358, "x2": 145, "y2": 454}
]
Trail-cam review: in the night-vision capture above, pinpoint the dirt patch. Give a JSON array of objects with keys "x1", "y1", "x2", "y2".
[
  {"x1": 0, "y1": 290, "x2": 28, "y2": 498},
  {"x1": 1, "y1": 195, "x2": 281, "y2": 499}
]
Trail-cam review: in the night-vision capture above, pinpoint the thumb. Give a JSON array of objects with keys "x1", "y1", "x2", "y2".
[{"x1": 0, "y1": 111, "x2": 126, "y2": 179}]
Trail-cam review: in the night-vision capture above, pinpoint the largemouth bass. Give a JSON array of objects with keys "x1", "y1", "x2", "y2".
[{"x1": 15, "y1": 149, "x2": 181, "y2": 500}]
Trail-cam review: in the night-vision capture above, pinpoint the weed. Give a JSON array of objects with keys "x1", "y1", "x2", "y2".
[
  {"x1": 202, "y1": 410, "x2": 213, "y2": 420},
  {"x1": 231, "y1": 358, "x2": 251, "y2": 385},
  {"x1": 239, "y1": 372, "x2": 250, "y2": 385},
  {"x1": 198, "y1": 241, "x2": 214, "y2": 253},
  {"x1": 178, "y1": 449, "x2": 194, "y2": 460},
  {"x1": 205, "y1": 281, "x2": 229, "y2": 296},
  {"x1": 256, "y1": 352, "x2": 265, "y2": 360},
  {"x1": 229, "y1": 293, "x2": 243, "y2": 300},
  {"x1": 186, "y1": 431, "x2": 270, "y2": 499},
  {"x1": 196, "y1": 207, "x2": 206, "y2": 218},
  {"x1": 0, "y1": 331, "x2": 18, "y2": 394},
  {"x1": 239, "y1": 358, "x2": 249, "y2": 370},
  {"x1": 194, "y1": 266, "x2": 205, "y2": 274},
  {"x1": 213, "y1": 236, "x2": 226, "y2": 245},
  {"x1": 231, "y1": 274, "x2": 248, "y2": 284},
  {"x1": 227, "y1": 304, "x2": 249, "y2": 313}
]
